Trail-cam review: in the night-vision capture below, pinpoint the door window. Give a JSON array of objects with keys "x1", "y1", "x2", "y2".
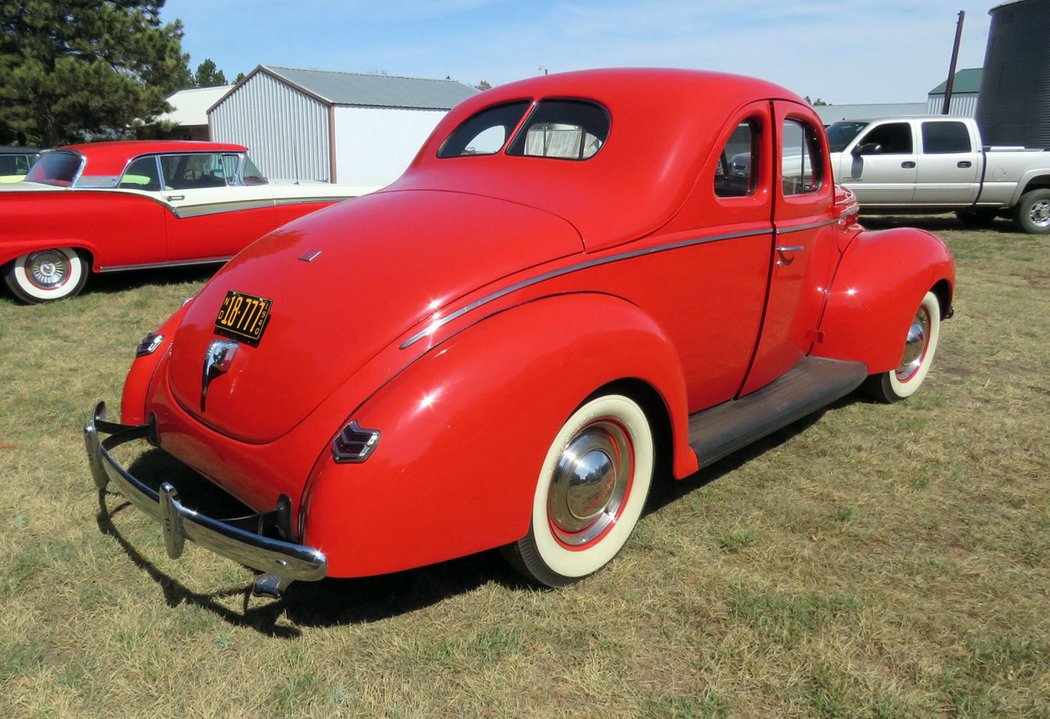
[
  {"x1": 715, "y1": 119, "x2": 761, "y2": 198},
  {"x1": 781, "y1": 119, "x2": 824, "y2": 195},
  {"x1": 160, "y1": 153, "x2": 229, "y2": 189},
  {"x1": 859, "y1": 123, "x2": 913, "y2": 154},
  {"x1": 921, "y1": 121, "x2": 972, "y2": 154}
]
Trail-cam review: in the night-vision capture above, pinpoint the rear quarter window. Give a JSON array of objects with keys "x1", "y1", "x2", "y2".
[{"x1": 506, "y1": 100, "x2": 609, "y2": 160}]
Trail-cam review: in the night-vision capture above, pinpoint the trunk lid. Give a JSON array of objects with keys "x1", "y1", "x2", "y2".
[{"x1": 166, "y1": 189, "x2": 583, "y2": 442}]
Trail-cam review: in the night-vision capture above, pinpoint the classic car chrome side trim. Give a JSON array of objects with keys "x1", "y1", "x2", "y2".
[
  {"x1": 97, "y1": 257, "x2": 233, "y2": 273},
  {"x1": 400, "y1": 219, "x2": 840, "y2": 349},
  {"x1": 84, "y1": 402, "x2": 327, "y2": 593},
  {"x1": 172, "y1": 199, "x2": 276, "y2": 218}
]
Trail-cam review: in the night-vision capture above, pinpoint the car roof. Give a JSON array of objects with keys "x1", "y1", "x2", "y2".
[
  {"x1": 398, "y1": 68, "x2": 807, "y2": 246},
  {"x1": 56, "y1": 140, "x2": 249, "y2": 176},
  {"x1": 0, "y1": 145, "x2": 40, "y2": 154}
]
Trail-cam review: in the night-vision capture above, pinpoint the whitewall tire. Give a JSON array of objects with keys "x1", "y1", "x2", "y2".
[
  {"x1": 507, "y1": 393, "x2": 654, "y2": 587},
  {"x1": 866, "y1": 291, "x2": 942, "y2": 403},
  {"x1": 4, "y1": 248, "x2": 88, "y2": 303}
]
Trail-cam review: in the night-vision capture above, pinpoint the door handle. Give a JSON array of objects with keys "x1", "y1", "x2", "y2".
[
  {"x1": 165, "y1": 194, "x2": 185, "y2": 201},
  {"x1": 957, "y1": 161, "x2": 972, "y2": 168},
  {"x1": 775, "y1": 245, "x2": 805, "y2": 266},
  {"x1": 901, "y1": 161, "x2": 916, "y2": 169}
]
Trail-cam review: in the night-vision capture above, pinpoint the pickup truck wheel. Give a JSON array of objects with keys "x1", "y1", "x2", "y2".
[
  {"x1": 865, "y1": 291, "x2": 941, "y2": 403},
  {"x1": 3, "y1": 248, "x2": 89, "y2": 304},
  {"x1": 1014, "y1": 189, "x2": 1050, "y2": 234},
  {"x1": 504, "y1": 393, "x2": 654, "y2": 587},
  {"x1": 955, "y1": 208, "x2": 997, "y2": 228}
]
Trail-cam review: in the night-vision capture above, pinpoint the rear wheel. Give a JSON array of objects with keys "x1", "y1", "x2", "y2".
[
  {"x1": 4, "y1": 247, "x2": 88, "y2": 303},
  {"x1": 865, "y1": 291, "x2": 941, "y2": 403},
  {"x1": 1013, "y1": 189, "x2": 1050, "y2": 234},
  {"x1": 505, "y1": 393, "x2": 654, "y2": 587}
]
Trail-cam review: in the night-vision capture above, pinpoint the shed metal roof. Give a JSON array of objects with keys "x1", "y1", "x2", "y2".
[
  {"x1": 928, "y1": 68, "x2": 983, "y2": 95},
  {"x1": 260, "y1": 66, "x2": 478, "y2": 110}
]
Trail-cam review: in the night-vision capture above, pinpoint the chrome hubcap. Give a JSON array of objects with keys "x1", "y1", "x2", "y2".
[
  {"x1": 27, "y1": 250, "x2": 70, "y2": 289},
  {"x1": 547, "y1": 419, "x2": 632, "y2": 547},
  {"x1": 896, "y1": 305, "x2": 931, "y2": 382},
  {"x1": 1029, "y1": 199, "x2": 1050, "y2": 228}
]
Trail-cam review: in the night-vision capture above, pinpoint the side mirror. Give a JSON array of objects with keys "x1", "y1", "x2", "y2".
[{"x1": 852, "y1": 142, "x2": 882, "y2": 157}]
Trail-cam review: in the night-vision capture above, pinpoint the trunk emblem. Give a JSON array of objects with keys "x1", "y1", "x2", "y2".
[{"x1": 202, "y1": 339, "x2": 239, "y2": 407}]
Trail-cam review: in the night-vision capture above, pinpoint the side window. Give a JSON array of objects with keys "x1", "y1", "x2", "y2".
[
  {"x1": 859, "y1": 122, "x2": 913, "y2": 154},
  {"x1": 119, "y1": 156, "x2": 161, "y2": 191},
  {"x1": 921, "y1": 121, "x2": 972, "y2": 154},
  {"x1": 438, "y1": 101, "x2": 531, "y2": 157},
  {"x1": 715, "y1": 119, "x2": 761, "y2": 198},
  {"x1": 161, "y1": 153, "x2": 228, "y2": 189},
  {"x1": 781, "y1": 119, "x2": 824, "y2": 196},
  {"x1": 240, "y1": 155, "x2": 268, "y2": 185}
]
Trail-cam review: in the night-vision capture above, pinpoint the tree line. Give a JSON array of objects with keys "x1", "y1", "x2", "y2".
[{"x1": 0, "y1": 0, "x2": 234, "y2": 147}]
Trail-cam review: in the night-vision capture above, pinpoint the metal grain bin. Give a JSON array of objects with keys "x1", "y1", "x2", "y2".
[{"x1": 976, "y1": 0, "x2": 1050, "y2": 148}]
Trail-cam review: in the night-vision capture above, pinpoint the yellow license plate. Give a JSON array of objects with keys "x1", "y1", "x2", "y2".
[{"x1": 213, "y1": 290, "x2": 272, "y2": 345}]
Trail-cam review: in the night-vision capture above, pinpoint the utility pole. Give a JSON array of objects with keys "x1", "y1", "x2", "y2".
[{"x1": 942, "y1": 11, "x2": 966, "y2": 115}]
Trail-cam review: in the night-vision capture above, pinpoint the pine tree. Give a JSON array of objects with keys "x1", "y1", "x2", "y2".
[{"x1": 0, "y1": 1, "x2": 191, "y2": 146}]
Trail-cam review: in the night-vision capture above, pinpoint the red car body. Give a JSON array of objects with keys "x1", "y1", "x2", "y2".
[
  {"x1": 1, "y1": 140, "x2": 374, "y2": 303},
  {"x1": 85, "y1": 69, "x2": 955, "y2": 596}
]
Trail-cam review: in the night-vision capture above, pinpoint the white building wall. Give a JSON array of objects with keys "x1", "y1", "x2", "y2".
[
  {"x1": 926, "y1": 93, "x2": 980, "y2": 117},
  {"x1": 210, "y1": 72, "x2": 331, "y2": 181},
  {"x1": 333, "y1": 106, "x2": 446, "y2": 186}
]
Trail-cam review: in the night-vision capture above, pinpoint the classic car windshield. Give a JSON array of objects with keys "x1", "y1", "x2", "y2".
[
  {"x1": 25, "y1": 151, "x2": 82, "y2": 186},
  {"x1": 439, "y1": 99, "x2": 610, "y2": 160}
]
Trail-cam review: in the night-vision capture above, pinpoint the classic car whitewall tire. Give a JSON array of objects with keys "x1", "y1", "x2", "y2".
[
  {"x1": 4, "y1": 248, "x2": 88, "y2": 303},
  {"x1": 508, "y1": 393, "x2": 654, "y2": 587},
  {"x1": 866, "y1": 291, "x2": 941, "y2": 403}
]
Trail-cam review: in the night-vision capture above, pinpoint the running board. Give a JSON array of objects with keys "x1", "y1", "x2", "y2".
[{"x1": 688, "y1": 357, "x2": 868, "y2": 468}]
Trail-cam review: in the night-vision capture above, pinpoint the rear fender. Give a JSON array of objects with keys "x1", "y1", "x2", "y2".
[
  {"x1": 300, "y1": 292, "x2": 694, "y2": 578},
  {"x1": 120, "y1": 300, "x2": 195, "y2": 425},
  {"x1": 814, "y1": 227, "x2": 954, "y2": 373}
]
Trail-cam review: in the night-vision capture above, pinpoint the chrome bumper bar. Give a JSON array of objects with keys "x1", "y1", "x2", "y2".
[{"x1": 84, "y1": 402, "x2": 327, "y2": 597}]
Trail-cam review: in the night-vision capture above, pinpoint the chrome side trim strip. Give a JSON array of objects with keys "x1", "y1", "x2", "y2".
[
  {"x1": 776, "y1": 218, "x2": 837, "y2": 235},
  {"x1": 172, "y1": 199, "x2": 276, "y2": 218},
  {"x1": 401, "y1": 226, "x2": 776, "y2": 349},
  {"x1": 98, "y1": 257, "x2": 232, "y2": 273}
]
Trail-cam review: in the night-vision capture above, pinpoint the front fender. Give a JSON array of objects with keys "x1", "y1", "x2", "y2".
[
  {"x1": 814, "y1": 227, "x2": 954, "y2": 373},
  {"x1": 300, "y1": 292, "x2": 695, "y2": 578}
]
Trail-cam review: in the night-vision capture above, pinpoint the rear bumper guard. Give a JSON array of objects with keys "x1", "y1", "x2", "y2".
[{"x1": 84, "y1": 402, "x2": 327, "y2": 597}]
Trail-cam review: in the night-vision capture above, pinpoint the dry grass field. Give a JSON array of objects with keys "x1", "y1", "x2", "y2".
[{"x1": 0, "y1": 217, "x2": 1047, "y2": 718}]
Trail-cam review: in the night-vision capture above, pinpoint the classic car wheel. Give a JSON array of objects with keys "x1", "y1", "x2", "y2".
[
  {"x1": 1014, "y1": 189, "x2": 1050, "y2": 234},
  {"x1": 4, "y1": 248, "x2": 88, "y2": 303},
  {"x1": 866, "y1": 291, "x2": 941, "y2": 403},
  {"x1": 507, "y1": 393, "x2": 654, "y2": 587}
]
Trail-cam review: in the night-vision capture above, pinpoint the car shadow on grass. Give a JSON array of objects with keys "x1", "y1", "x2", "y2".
[
  {"x1": 859, "y1": 213, "x2": 1018, "y2": 234},
  {"x1": 94, "y1": 447, "x2": 532, "y2": 636},
  {"x1": 92, "y1": 393, "x2": 860, "y2": 635}
]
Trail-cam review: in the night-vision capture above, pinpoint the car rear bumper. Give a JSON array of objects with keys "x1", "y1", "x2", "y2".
[{"x1": 83, "y1": 401, "x2": 327, "y2": 597}]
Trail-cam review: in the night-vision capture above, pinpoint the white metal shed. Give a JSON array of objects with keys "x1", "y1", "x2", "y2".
[{"x1": 208, "y1": 65, "x2": 478, "y2": 185}]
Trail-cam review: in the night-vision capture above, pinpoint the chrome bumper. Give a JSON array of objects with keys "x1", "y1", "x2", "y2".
[{"x1": 84, "y1": 402, "x2": 327, "y2": 597}]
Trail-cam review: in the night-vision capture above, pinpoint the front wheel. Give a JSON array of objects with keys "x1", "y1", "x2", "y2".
[
  {"x1": 1013, "y1": 189, "x2": 1050, "y2": 234},
  {"x1": 505, "y1": 393, "x2": 654, "y2": 587},
  {"x1": 865, "y1": 291, "x2": 942, "y2": 403},
  {"x1": 4, "y1": 248, "x2": 89, "y2": 303}
]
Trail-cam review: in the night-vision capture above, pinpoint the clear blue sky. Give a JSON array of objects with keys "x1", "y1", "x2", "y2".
[{"x1": 161, "y1": 0, "x2": 996, "y2": 105}]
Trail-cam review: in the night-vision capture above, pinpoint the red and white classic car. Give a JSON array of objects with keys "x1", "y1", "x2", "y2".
[
  {"x1": 1, "y1": 141, "x2": 374, "y2": 303},
  {"x1": 85, "y1": 69, "x2": 955, "y2": 597}
]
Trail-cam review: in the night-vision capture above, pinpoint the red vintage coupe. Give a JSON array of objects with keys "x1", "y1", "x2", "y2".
[
  {"x1": 85, "y1": 69, "x2": 955, "y2": 597},
  {"x1": 1, "y1": 141, "x2": 375, "y2": 303}
]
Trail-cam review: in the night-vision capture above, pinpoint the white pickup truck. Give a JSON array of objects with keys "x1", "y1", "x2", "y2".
[{"x1": 827, "y1": 116, "x2": 1050, "y2": 233}]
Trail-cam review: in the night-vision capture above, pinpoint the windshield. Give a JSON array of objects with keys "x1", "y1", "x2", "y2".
[
  {"x1": 826, "y1": 122, "x2": 870, "y2": 153},
  {"x1": 25, "y1": 151, "x2": 83, "y2": 186}
]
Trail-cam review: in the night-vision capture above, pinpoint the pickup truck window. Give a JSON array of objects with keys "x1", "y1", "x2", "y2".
[
  {"x1": 921, "y1": 121, "x2": 972, "y2": 154},
  {"x1": 715, "y1": 119, "x2": 760, "y2": 198},
  {"x1": 781, "y1": 118, "x2": 823, "y2": 195},
  {"x1": 859, "y1": 123, "x2": 912, "y2": 154},
  {"x1": 827, "y1": 122, "x2": 868, "y2": 152}
]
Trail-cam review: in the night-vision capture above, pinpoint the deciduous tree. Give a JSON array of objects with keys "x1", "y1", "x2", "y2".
[{"x1": 0, "y1": 0, "x2": 190, "y2": 146}]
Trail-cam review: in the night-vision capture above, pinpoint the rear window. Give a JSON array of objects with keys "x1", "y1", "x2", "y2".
[
  {"x1": 25, "y1": 151, "x2": 83, "y2": 186},
  {"x1": 439, "y1": 98, "x2": 610, "y2": 161}
]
